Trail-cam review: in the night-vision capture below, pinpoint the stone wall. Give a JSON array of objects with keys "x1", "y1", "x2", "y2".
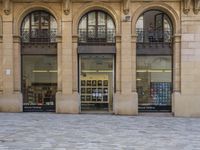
[{"x1": 0, "y1": 0, "x2": 200, "y2": 117}]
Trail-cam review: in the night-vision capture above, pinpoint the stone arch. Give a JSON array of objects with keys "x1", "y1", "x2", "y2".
[
  {"x1": 73, "y1": 2, "x2": 120, "y2": 35},
  {"x1": 132, "y1": 2, "x2": 180, "y2": 35},
  {"x1": 14, "y1": 4, "x2": 61, "y2": 36}
]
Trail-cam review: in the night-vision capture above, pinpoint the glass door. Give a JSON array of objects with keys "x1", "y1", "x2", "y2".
[{"x1": 79, "y1": 54, "x2": 114, "y2": 112}]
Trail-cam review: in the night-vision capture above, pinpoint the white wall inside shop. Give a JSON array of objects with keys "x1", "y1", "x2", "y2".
[{"x1": 22, "y1": 56, "x2": 57, "y2": 85}]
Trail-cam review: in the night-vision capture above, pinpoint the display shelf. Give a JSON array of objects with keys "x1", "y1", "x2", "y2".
[
  {"x1": 80, "y1": 79, "x2": 109, "y2": 103},
  {"x1": 150, "y1": 82, "x2": 171, "y2": 105},
  {"x1": 23, "y1": 83, "x2": 57, "y2": 111}
]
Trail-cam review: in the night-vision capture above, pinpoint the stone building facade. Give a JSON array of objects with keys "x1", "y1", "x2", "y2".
[{"x1": 0, "y1": 0, "x2": 199, "y2": 117}]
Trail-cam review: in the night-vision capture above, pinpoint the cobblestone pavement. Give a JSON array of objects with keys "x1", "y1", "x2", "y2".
[{"x1": 0, "y1": 113, "x2": 200, "y2": 150}]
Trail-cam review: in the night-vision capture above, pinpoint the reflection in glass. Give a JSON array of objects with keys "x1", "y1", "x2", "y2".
[
  {"x1": 136, "y1": 10, "x2": 172, "y2": 43},
  {"x1": 136, "y1": 56, "x2": 172, "y2": 111},
  {"x1": 80, "y1": 55, "x2": 114, "y2": 111},
  {"x1": 78, "y1": 10, "x2": 115, "y2": 44},
  {"x1": 98, "y1": 12, "x2": 106, "y2": 25},
  {"x1": 21, "y1": 11, "x2": 57, "y2": 43},
  {"x1": 22, "y1": 56, "x2": 57, "y2": 112}
]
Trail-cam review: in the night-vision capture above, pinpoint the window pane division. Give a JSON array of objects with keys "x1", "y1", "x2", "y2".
[
  {"x1": 78, "y1": 10, "x2": 115, "y2": 44},
  {"x1": 21, "y1": 11, "x2": 57, "y2": 43}
]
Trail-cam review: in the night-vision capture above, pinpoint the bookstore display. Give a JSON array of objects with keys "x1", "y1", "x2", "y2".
[
  {"x1": 150, "y1": 82, "x2": 171, "y2": 105},
  {"x1": 80, "y1": 80, "x2": 109, "y2": 103},
  {"x1": 23, "y1": 83, "x2": 57, "y2": 112},
  {"x1": 138, "y1": 82, "x2": 172, "y2": 112}
]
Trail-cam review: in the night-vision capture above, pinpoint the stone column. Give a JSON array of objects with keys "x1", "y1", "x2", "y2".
[
  {"x1": 173, "y1": 34, "x2": 181, "y2": 92},
  {"x1": 0, "y1": 35, "x2": 3, "y2": 93},
  {"x1": 56, "y1": 15, "x2": 79, "y2": 114},
  {"x1": 2, "y1": 16, "x2": 13, "y2": 93},
  {"x1": 72, "y1": 35, "x2": 78, "y2": 93},
  {"x1": 113, "y1": 20, "x2": 138, "y2": 115},
  {"x1": 172, "y1": 34, "x2": 181, "y2": 114},
  {"x1": 131, "y1": 34, "x2": 138, "y2": 93},
  {"x1": 115, "y1": 35, "x2": 121, "y2": 93},
  {"x1": 13, "y1": 35, "x2": 21, "y2": 92},
  {"x1": 56, "y1": 35, "x2": 62, "y2": 92},
  {"x1": 0, "y1": 13, "x2": 22, "y2": 112}
]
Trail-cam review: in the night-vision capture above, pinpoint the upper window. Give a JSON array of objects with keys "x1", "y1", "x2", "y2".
[
  {"x1": 136, "y1": 10, "x2": 172, "y2": 43},
  {"x1": 21, "y1": 11, "x2": 57, "y2": 43},
  {"x1": 78, "y1": 10, "x2": 116, "y2": 45}
]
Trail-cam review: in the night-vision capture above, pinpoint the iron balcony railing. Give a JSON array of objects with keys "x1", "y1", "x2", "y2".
[
  {"x1": 21, "y1": 29, "x2": 57, "y2": 43},
  {"x1": 78, "y1": 28, "x2": 116, "y2": 45},
  {"x1": 136, "y1": 28, "x2": 172, "y2": 43}
]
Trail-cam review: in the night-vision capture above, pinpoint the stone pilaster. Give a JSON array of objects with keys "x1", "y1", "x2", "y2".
[
  {"x1": 172, "y1": 34, "x2": 181, "y2": 115},
  {"x1": 0, "y1": 35, "x2": 3, "y2": 93},
  {"x1": 2, "y1": 15, "x2": 14, "y2": 93},
  {"x1": 173, "y1": 34, "x2": 181, "y2": 93},
  {"x1": 56, "y1": 14, "x2": 79, "y2": 114},
  {"x1": 113, "y1": 20, "x2": 138, "y2": 115},
  {"x1": 72, "y1": 35, "x2": 78, "y2": 93},
  {"x1": 131, "y1": 34, "x2": 137, "y2": 93},
  {"x1": 56, "y1": 35, "x2": 62, "y2": 92},
  {"x1": 115, "y1": 35, "x2": 121, "y2": 93},
  {"x1": 13, "y1": 35, "x2": 21, "y2": 92},
  {"x1": 0, "y1": 13, "x2": 22, "y2": 112}
]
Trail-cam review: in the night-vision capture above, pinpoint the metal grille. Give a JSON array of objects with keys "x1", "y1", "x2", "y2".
[
  {"x1": 136, "y1": 28, "x2": 172, "y2": 43},
  {"x1": 21, "y1": 28, "x2": 57, "y2": 43},
  {"x1": 78, "y1": 29, "x2": 115, "y2": 45}
]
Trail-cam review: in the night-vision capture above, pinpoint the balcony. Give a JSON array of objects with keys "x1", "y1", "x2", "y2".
[
  {"x1": 21, "y1": 29, "x2": 57, "y2": 44},
  {"x1": 136, "y1": 28, "x2": 173, "y2": 55},
  {"x1": 78, "y1": 29, "x2": 115, "y2": 45}
]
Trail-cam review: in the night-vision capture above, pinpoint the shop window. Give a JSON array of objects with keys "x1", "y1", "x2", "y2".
[
  {"x1": 21, "y1": 10, "x2": 58, "y2": 112},
  {"x1": 136, "y1": 10, "x2": 173, "y2": 112},
  {"x1": 79, "y1": 55, "x2": 114, "y2": 111}
]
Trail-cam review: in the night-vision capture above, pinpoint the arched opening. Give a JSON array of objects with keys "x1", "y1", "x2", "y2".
[
  {"x1": 136, "y1": 10, "x2": 173, "y2": 112},
  {"x1": 78, "y1": 10, "x2": 116, "y2": 112},
  {"x1": 21, "y1": 10, "x2": 58, "y2": 112},
  {"x1": 78, "y1": 10, "x2": 115, "y2": 45}
]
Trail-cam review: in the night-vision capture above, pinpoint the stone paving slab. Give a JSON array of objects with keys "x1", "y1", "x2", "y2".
[{"x1": 0, "y1": 113, "x2": 200, "y2": 150}]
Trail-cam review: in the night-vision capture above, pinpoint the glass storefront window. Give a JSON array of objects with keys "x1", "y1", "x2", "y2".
[
  {"x1": 136, "y1": 56, "x2": 172, "y2": 111},
  {"x1": 136, "y1": 10, "x2": 173, "y2": 112},
  {"x1": 22, "y1": 55, "x2": 57, "y2": 112},
  {"x1": 79, "y1": 55, "x2": 114, "y2": 111}
]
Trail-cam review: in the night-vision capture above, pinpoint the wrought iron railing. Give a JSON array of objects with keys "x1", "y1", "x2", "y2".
[
  {"x1": 78, "y1": 28, "x2": 115, "y2": 45},
  {"x1": 136, "y1": 28, "x2": 172, "y2": 43},
  {"x1": 21, "y1": 29, "x2": 57, "y2": 43}
]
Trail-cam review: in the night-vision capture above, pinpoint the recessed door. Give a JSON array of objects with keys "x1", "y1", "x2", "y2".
[{"x1": 79, "y1": 54, "x2": 114, "y2": 112}]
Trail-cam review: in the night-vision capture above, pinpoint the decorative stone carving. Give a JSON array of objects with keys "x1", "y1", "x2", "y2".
[
  {"x1": 63, "y1": 0, "x2": 70, "y2": 15},
  {"x1": 123, "y1": 0, "x2": 130, "y2": 15},
  {"x1": 194, "y1": 0, "x2": 200, "y2": 14},
  {"x1": 3, "y1": 0, "x2": 11, "y2": 15},
  {"x1": 183, "y1": 0, "x2": 192, "y2": 14}
]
